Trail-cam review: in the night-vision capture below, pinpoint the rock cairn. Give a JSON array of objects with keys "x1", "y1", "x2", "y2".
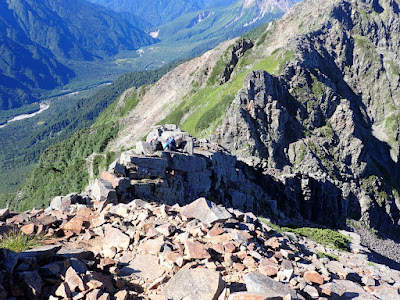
[{"x1": 1, "y1": 196, "x2": 400, "y2": 299}]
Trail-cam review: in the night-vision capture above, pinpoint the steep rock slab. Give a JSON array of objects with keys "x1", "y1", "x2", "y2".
[{"x1": 162, "y1": 269, "x2": 224, "y2": 300}]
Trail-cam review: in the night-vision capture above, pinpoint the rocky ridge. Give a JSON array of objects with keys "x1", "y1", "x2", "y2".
[
  {"x1": 212, "y1": 0, "x2": 400, "y2": 239},
  {"x1": 1, "y1": 132, "x2": 400, "y2": 299}
]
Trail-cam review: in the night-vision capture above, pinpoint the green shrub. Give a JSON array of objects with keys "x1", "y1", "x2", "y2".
[
  {"x1": 291, "y1": 227, "x2": 350, "y2": 250},
  {"x1": 259, "y1": 218, "x2": 350, "y2": 251}
]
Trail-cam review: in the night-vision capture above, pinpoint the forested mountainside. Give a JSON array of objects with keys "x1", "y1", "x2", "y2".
[
  {"x1": 0, "y1": 0, "x2": 156, "y2": 110},
  {"x1": 0, "y1": 59, "x2": 185, "y2": 209}
]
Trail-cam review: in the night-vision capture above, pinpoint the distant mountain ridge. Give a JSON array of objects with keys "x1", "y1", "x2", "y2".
[
  {"x1": 0, "y1": 0, "x2": 156, "y2": 110},
  {"x1": 87, "y1": 0, "x2": 207, "y2": 27},
  {"x1": 88, "y1": 0, "x2": 297, "y2": 28}
]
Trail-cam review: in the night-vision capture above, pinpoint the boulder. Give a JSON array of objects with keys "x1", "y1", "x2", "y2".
[
  {"x1": 19, "y1": 270, "x2": 43, "y2": 299},
  {"x1": 304, "y1": 270, "x2": 324, "y2": 285},
  {"x1": 20, "y1": 223, "x2": 36, "y2": 235},
  {"x1": 20, "y1": 245, "x2": 62, "y2": 266},
  {"x1": 162, "y1": 269, "x2": 224, "y2": 300},
  {"x1": 320, "y1": 280, "x2": 379, "y2": 299},
  {"x1": 55, "y1": 282, "x2": 71, "y2": 298},
  {"x1": 169, "y1": 152, "x2": 207, "y2": 172},
  {"x1": 50, "y1": 194, "x2": 79, "y2": 211},
  {"x1": 91, "y1": 179, "x2": 118, "y2": 202},
  {"x1": 103, "y1": 225, "x2": 131, "y2": 252},
  {"x1": 108, "y1": 160, "x2": 126, "y2": 176},
  {"x1": 138, "y1": 236, "x2": 165, "y2": 255},
  {"x1": 135, "y1": 141, "x2": 154, "y2": 155},
  {"x1": 184, "y1": 240, "x2": 211, "y2": 259},
  {"x1": 243, "y1": 272, "x2": 298, "y2": 298},
  {"x1": 60, "y1": 216, "x2": 84, "y2": 234},
  {"x1": 181, "y1": 198, "x2": 232, "y2": 225},
  {"x1": 65, "y1": 266, "x2": 85, "y2": 292},
  {"x1": 120, "y1": 254, "x2": 164, "y2": 280}
]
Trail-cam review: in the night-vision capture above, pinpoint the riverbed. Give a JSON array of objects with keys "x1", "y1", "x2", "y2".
[{"x1": 0, "y1": 103, "x2": 50, "y2": 129}]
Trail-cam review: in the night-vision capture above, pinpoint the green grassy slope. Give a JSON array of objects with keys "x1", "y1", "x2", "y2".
[{"x1": 160, "y1": 44, "x2": 294, "y2": 138}]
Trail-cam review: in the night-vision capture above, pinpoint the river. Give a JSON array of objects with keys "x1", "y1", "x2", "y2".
[{"x1": 0, "y1": 103, "x2": 50, "y2": 129}]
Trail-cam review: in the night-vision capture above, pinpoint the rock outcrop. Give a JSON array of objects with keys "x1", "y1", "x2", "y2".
[
  {"x1": 220, "y1": 39, "x2": 254, "y2": 84},
  {"x1": 90, "y1": 126, "x2": 345, "y2": 228}
]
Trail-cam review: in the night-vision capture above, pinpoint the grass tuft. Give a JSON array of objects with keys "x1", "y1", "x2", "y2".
[{"x1": 0, "y1": 229, "x2": 41, "y2": 253}]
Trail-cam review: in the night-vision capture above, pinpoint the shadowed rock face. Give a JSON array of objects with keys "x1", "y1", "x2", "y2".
[{"x1": 214, "y1": 0, "x2": 400, "y2": 239}]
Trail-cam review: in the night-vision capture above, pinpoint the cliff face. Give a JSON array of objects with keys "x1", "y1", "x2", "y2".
[{"x1": 214, "y1": 0, "x2": 400, "y2": 238}]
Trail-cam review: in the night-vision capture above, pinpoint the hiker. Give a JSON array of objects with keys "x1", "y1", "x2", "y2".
[
  {"x1": 150, "y1": 136, "x2": 162, "y2": 151},
  {"x1": 163, "y1": 137, "x2": 177, "y2": 151}
]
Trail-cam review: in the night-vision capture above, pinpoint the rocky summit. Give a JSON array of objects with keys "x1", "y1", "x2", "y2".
[{"x1": 1, "y1": 130, "x2": 400, "y2": 299}]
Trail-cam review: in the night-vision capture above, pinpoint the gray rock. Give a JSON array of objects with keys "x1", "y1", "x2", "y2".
[
  {"x1": 108, "y1": 160, "x2": 126, "y2": 177},
  {"x1": 120, "y1": 254, "x2": 164, "y2": 280},
  {"x1": 169, "y1": 152, "x2": 207, "y2": 172},
  {"x1": 162, "y1": 269, "x2": 224, "y2": 300},
  {"x1": 220, "y1": 39, "x2": 254, "y2": 84},
  {"x1": 371, "y1": 284, "x2": 400, "y2": 300},
  {"x1": 135, "y1": 141, "x2": 153, "y2": 155},
  {"x1": 91, "y1": 179, "x2": 118, "y2": 202},
  {"x1": 128, "y1": 199, "x2": 148, "y2": 209},
  {"x1": 129, "y1": 155, "x2": 169, "y2": 170},
  {"x1": 20, "y1": 245, "x2": 62, "y2": 266},
  {"x1": 19, "y1": 270, "x2": 43, "y2": 299},
  {"x1": 67, "y1": 258, "x2": 88, "y2": 274},
  {"x1": 0, "y1": 208, "x2": 9, "y2": 220},
  {"x1": 50, "y1": 196, "x2": 71, "y2": 211},
  {"x1": 320, "y1": 279, "x2": 378, "y2": 299},
  {"x1": 181, "y1": 198, "x2": 232, "y2": 225},
  {"x1": 57, "y1": 248, "x2": 95, "y2": 261},
  {"x1": 303, "y1": 285, "x2": 319, "y2": 298},
  {"x1": 243, "y1": 271, "x2": 298, "y2": 298},
  {"x1": 39, "y1": 261, "x2": 65, "y2": 277},
  {"x1": 102, "y1": 225, "x2": 131, "y2": 252},
  {"x1": 3, "y1": 248, "x2": 19, "y2": 273}
]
